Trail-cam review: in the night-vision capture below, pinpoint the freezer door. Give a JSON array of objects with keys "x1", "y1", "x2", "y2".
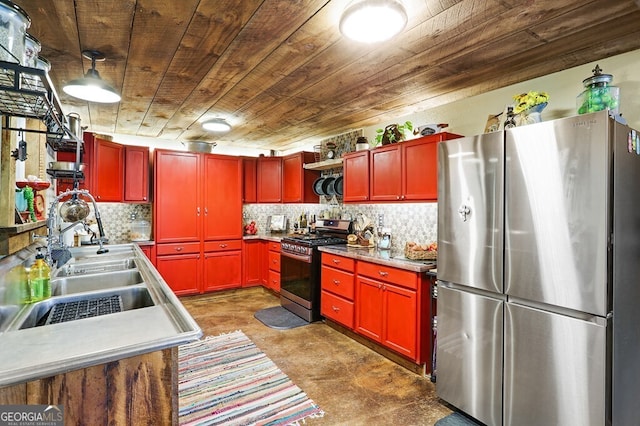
[
  {"x1": 438, "y1": 132, "x2": 504, "y2": 293},
  {"x1": 436, "y1": 285, "x2": 503, "y2": 426},
  {"x1": 505, "y1": 111, "x2": 610, "y2": 316},
  {"x1": 504, "y1": 302, "x2": 608, "y2": 426}
]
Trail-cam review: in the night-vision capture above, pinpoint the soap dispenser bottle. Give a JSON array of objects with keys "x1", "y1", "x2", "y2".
[{"x1": 29, "y1": 248, "x2": 51, "y2": 302}]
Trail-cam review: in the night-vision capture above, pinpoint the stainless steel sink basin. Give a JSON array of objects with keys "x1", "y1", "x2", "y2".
[
  {"x1": 54, "y1": 257, "x2": 137, "y2": 277},
  {"x1": 0, "y1": 305, "x2": 20, "y2": 332},
  {"x1": 52, "y1": 269, "x2": 144, "y2": 295},
  {"x1": 15, "y1": 286, "x2": 155, "y2": 330}
]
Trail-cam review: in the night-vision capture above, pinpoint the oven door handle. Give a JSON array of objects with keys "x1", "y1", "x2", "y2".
[{"x1": 281, "y1": 250, "x2": 312, "y2": 264}]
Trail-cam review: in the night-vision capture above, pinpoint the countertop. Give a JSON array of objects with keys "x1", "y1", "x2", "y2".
[
  {"x1": 242, "y1": 233, "x2": 285, "y2": 242},
  {"x1": 0, "y1": 243, "x2": 202, "y2": 387},
  {"x1": 319, "y1": 245, "x2": 437, "y2": 273}
]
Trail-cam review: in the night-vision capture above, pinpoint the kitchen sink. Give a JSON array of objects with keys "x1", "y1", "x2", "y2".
[
  {"x1": 0, "y1": 305, "x2": 20, "y2": 332},
  {"x1": 15, "y1": 286, "x2": 155, "y2": 330},
  {"x1": 51, "y1": 269, "x2": 144, "y2": 295},
  {"x1": 54, "y1": 257, "x2": 138, "y2": 277}
]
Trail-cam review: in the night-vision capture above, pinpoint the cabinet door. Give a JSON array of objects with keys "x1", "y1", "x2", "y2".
[
  {"x1": 383, "y1": 283, "x2": 417, "y2": 359},
  {"x1": 124, "y1": 145, "x2": 149, "y2": 202},
  {"x1": 242, "y1": 240, "x2": 263, "y2": 287},
  {"x1": 282, "y1": 152, "x2": 319, "y2": 203},
  {"x1": 203, "y1": 250, "x2": 242, "y2": 291},
  {"x1": 370, "y1": 144, "x2": 401, "y2": 201},
  {"x1": 343, "y1": 151, "x2": 369, "y2": 202},
  {"x1": 155, "y1": 253, "x2": 201, "y2": 295},
  {"x1": 154, "y1": 150, "x2": 201, "y2": 243},
  {"x1": 243, "y1": 157, "x2": 257, "y2": 203},
  {"x1": 257, "y1": 156, "x2": 282, "y2": 203},
  {"x1": 93, "y1": 139, "x2": 124, "y2": 202},
  {"x1": 203, "y1": 154, "x2": 242, "y2": 240},
  {"x1": 356, "y1": 276, "x2": 384, "y2": 342}
]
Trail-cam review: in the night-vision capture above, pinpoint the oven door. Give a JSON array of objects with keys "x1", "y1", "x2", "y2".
[{"x1": 280, "y1": 249, "x2": 321, "y2": 321}]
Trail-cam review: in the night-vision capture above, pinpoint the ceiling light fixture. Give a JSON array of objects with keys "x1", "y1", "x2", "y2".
[
  {"x1": 339, "y1": 0, "x2": 408, "y2": 43},
  {"x1": 63, "y1": 50, "x2": 121, "y2": 103},
  {"x1": 202, "y1": 118, "x2": 232, "y2": 133}
]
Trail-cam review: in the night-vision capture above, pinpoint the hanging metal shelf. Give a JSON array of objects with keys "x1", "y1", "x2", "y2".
[{"x1": 0, "y1": 60, "x2": 81, "y2": 151}]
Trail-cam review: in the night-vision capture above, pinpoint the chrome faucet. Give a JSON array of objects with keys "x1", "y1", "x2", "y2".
[{"x1": 44, "y1": 189, "x2": 109, "y2": 266}]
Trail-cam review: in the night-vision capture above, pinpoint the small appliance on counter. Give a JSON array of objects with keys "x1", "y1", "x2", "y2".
[{"x1": 267, "y1": 214, "x2": 287, "y2": 233}]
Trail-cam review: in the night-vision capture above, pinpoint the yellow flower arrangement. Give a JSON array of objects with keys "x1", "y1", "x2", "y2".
[{"x1": 513, "y1": 91, "x2": 549, "y2": 114}]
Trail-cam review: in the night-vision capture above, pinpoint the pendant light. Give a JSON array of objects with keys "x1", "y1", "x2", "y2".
[
  {"x1": 339, "y1": 0, "x2": 408, "y2": 43},
  {"x1": 202, "y1": 118, "x2": 232, "y2": 133},
  {"x1": 63, "y1": 50, "x2": 121, "y2": 103}
]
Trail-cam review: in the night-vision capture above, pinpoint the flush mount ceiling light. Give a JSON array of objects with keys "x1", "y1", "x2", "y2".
[
  {"x1": 63, "y1": 50, "x2": 121, "y2": 103},
  {"x1": 202, "y1": 118, "x2": 232, "y2": 133},
  {"x1": 339, "y1": 0, "x2": 408, "y2": 43}
]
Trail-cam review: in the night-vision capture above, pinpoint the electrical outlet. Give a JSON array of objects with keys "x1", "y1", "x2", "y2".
[{"x1": 378, "y1": 214, "x2": 384, "y2": 228}]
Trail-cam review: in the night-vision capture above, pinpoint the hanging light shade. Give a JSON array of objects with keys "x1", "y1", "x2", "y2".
[
  {"x1": 339, "y1": 0, "x2": 408, "y2": 43},
  {"x1": 63, "y1": 50, "x2": 121, "y2": 103},
  {"x1": 202, "y1": 118, "x2": 232, "y2": 133}
]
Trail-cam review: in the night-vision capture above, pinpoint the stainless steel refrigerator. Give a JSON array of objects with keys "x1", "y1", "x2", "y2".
[{"x1": 436, "y1": 110, "x2": 640, "y2": 426}]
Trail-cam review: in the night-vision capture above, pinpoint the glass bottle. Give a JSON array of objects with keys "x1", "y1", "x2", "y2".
[{"x1": 577, "y1": 64, "x2": 619, "y2": 115}]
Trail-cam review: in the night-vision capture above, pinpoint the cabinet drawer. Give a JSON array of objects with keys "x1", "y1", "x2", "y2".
[
  {"x1": 321, "y1": 266, "x2": 354, "y2": 300},
  {"x1": 321, "y1": 253, "x2": 355, "y2": 272},
  {"x1": 156, "y1": 242, "x2": 200, "y2": 256},
  {"x1": 268, "y1": 270, "x2": 280, "y2": 292},
  {"x1": 268, "y1": 250, "x2": 281, "y2": 272},
  {"x1": 357, "y1": 261, "x2": 417, "y2": 290},
  {"x1": 268, "y1": 241, "x2": 281, "y2": 252},
  {"x1": 321, "y1": 290, "x2": 354, "y2": 329},
  {"x1": 204, "y1": 239, "x2": 242, "y2": 252}
]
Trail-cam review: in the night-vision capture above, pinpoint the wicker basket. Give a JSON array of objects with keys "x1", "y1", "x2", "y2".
[{"x1": 404, "y1": 244, "x2": 437, "y2": 260}]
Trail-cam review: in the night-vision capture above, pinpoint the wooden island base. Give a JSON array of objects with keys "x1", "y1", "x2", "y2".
[{"x1": 0, "y1": 348, "x2": 178, "y2": 425}]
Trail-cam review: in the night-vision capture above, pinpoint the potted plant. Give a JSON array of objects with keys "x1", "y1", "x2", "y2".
[{"x1": 374, "y1": 121, "x2": 413, "y2": 146}]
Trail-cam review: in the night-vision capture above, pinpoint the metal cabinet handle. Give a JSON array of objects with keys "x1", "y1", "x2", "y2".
[
  {"x1": 272, "y1": 259, "x2": 277, "y2": 264},
  {"x1": 197, "y1": 207, "x2": 201, "y2": 216},
  {"x1": 333, "y1": 279, "x2": 340, "y2": 285},
  {"x1": 220, "y1": 243, "x2": 227, "y2": 248},
  {"x1": 205, "y1": 207, "x2": 208, "y2": 215},
  {"x1": 332, "y1": 259, "x2": 340, "y2": 264},
  {"x1": 332, "y1": 306, "x2": 340, "y2": 312},
  {"x1": 175, "y1": 247, "x2": 183, "y2": 251},
  {"x1": 378, "y1": 271, "x2": 389, "y2": 277}
]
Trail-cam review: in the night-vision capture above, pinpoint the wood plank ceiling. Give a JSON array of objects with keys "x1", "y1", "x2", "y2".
[{"x1": 13, "y1": 0, "x2": 640, "y2": 151}]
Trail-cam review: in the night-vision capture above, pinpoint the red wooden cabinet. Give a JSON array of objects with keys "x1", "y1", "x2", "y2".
[
  {"x1": 321, "y1": 253, "x2": 356, "y2": 329},
  {"x1": 203, "y1": 240, "x2": 242, "y2": 292},
  {"x1": 355, "y1": 260, "x2": 422, "y2": 362},
  {"x1": 203, "y1": 154, "x2": 243, "y2": 241},
  {"x1": 91, "y1": 137, "x2": 124, "y2": 202},
  {"x1": 154, "y1": 149, "x2": 201, "y2": 243},
  {"x1": 242, "y1": 239, "x2": 263, "y2": 287},
  {"x1": 369, "y1": 132, "x2": 463, "y2": 202},
  {"x1": 342, "y1": 150, "x2": 370, "y2": 202},
  {"x1": 242, "y1": 157, "x2": 257, "y2": 203},
  {"x1": 124, "y1": 145, "x2": 149, "y2": 202},
  {"x1": 264, "y1": 241, "x2": 281, "y2": 292},
  {"x1": 282, "y1": 151, "x2": 319, "y2": 203},
  {"x1": 154, "y1": 149, "x2": 243, "y2": 294},
  {"x1": 257, "y1": 156, "x2": 282, "y2": 203},
  {"x1": 155, "y1": 252, "x2": 201, "y2": 296}
]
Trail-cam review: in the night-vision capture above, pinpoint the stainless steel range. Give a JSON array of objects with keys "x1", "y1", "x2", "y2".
[{"x1": 280, "y1": 219, "x2": 351, "y2": 322}]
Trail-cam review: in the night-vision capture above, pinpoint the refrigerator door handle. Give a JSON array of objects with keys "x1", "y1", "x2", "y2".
[{"x1": 457, "y1": 203, "x2": 471, "y2": 222}]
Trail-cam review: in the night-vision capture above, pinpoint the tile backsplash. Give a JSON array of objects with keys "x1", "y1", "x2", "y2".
[
  {"x1": 243, "y1": 201, "x2": 437, "y2": 252},
  {"x1": 96, "y1": 201, "x2": 437, "y2": 251}
]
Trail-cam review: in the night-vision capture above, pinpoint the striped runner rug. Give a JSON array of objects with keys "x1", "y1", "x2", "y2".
[{"x1": 178, "y1": 330, "x2": 324, "y2": 425}]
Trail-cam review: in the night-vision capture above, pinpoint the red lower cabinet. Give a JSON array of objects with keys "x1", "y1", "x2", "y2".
[
  {"x1": 155, "y1": 253, "x2": 201, "y2": 296},
  {"x1": 321, "y1": 253, "x2": 356, "y2": 329},
  {"x1": 203, "y1": 240, "x2": 242, "y2": 291},
  {"x1": 242, "y1": 240, "x2": 263, "y2": 287}
]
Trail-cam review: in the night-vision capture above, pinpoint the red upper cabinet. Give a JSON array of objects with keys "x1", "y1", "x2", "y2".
[
  {"x1": 257, "y1": 156, "x2": 282, "y2": 203},
  {"x1": 203, "y1": 154, "x2": 243, "y2": 240},
  {"x1": 154, "y1": 149, "x2": 201, "y2": 243},
  {"x1": 369, "y1": 144, "x2": 402, "y2": 201},
  {"x1": 282, "y1": 151, "x2": 319, "y2": 203},
  {"x1": 242, "y1": 157, "x2": 257, "y2": 203},
  {"x1": 124, "y1": 145, "x2": 150, "y2": 202},
  {"x1": 369, "y1": 132, "x2": 463, "y2": 202},
  {"x1": 343, "y1": 150, "x2": 370, "y2": 202},
  {"x1": 91, "y1": 137, "x2": 124, "y2": 202}
]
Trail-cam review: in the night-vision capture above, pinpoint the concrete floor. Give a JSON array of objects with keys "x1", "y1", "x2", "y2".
[{"x1": 180, "y1": 287, "x2": 453, "y2": 426}]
